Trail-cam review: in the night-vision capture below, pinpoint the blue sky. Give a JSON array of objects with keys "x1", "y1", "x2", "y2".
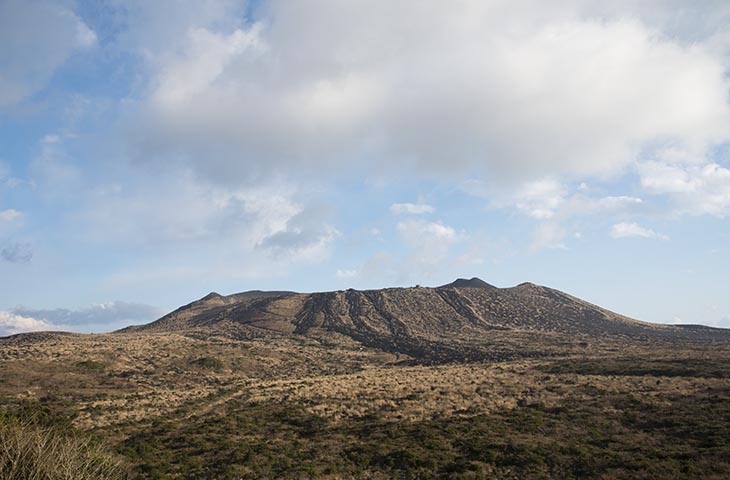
[{"x1": 1, "y1": 0, "x2": 730, "y2": 334}]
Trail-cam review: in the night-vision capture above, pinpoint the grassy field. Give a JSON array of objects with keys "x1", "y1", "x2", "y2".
[{"x1": 1, "y1": 330, "x2": 729, "y2": 478}]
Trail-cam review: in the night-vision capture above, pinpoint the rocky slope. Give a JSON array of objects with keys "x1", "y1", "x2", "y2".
[{"x1": 119, "y1": 279, "x2": 729, "y2": 361}]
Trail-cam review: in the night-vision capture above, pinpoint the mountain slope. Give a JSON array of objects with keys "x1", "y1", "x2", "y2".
[{"x1": 120, "y1": 280, "x2": 729, "y2": 362}]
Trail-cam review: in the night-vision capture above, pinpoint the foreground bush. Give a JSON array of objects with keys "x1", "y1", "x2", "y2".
[{"x1": 0, "y1": 415, "x2": 127, "y2": 480}]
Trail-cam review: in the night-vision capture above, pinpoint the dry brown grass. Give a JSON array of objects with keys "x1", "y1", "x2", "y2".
[
  {"x1": 0, "y1": 329, "x2": 397, "y2": 429},
  {"x1": 0, "y1": 416, "x2": 127, "y2": 479},
  {"x1": 240, "y1": 357, "x2": 729, "y2": 423},
  {"x1": 1, "y1": 327, "x2": 730, "y2": 478},
  {"x1": 2, "y1": 329, "x2": 729, "y2": 431}
]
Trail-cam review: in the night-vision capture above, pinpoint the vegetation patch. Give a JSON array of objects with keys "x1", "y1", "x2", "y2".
[
  {"x1": 190, "y1": 356, "x2": 224, "y2": 371},
  {"x1": 76, "y1": 360, "x2": 106, "y2": 372},
  {"x1": 541, "y1": 356, "x2": 730, "y2": 378},
  {"x1": 118, "y1": 387, "x2": 730, "y2": 479},
  {"x1": 0, "y1": 402, "x2": 128, "y2": 480}
]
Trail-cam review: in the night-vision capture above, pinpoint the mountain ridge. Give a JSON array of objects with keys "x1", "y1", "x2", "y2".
[{"x1": 117, "y1": 279, "x2": 730, "y2": 361}]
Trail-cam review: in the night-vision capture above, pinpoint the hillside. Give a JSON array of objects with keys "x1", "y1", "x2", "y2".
[
  {"x1": 2, "y1": 278, "x2": 730, "y2": 479},
  {"x1": 121, "y1": 279, "x2": 729, "y2": 363}
]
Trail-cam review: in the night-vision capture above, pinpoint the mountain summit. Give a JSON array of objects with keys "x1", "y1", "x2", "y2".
[{"x1": 438, "y1": 277, "x2": 496, "y2": 289}]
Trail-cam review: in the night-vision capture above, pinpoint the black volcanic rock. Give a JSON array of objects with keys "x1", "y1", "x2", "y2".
[{"x1": 438, "y1": 277, "x2": 497, "y2": 289}]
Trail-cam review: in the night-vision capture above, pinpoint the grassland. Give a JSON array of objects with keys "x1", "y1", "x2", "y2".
[{"x1": 1, "y1": 326, "x2": 729, "y2": 478}]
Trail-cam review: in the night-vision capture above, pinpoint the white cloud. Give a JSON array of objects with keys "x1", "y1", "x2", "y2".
[
  {"x1": 75, "y1": 19, "x2": 98, "y2": 48},
  {"x1": 638, "y1": 161, "x2": 730, "y2": 217},
  {"x1": 336, "y1": 269, "x2": 358, "y2": 278},
  {"x1": 397, "y1": 220, "x2": 458, "y2": 245},
  {"x1": 589, "y1": 196, "x2": 644, "y2": 211},
  {"x1": 0, "y1": 209, "x2": 22, "y2": 222},
  {"x1": 530, "y1": 222, "x2": 567, "y2": 252},
  {"x1": 390, "y1": 203, "x2": 435, "y2": 215},
  {"x1": 83, "y1": 172, "x2": 295, "y2": 245},
  {"x1": 489, "y1": 176, "x2": 645, "y2": 251},
  {"x1": 0, "y1": 0, "x2": 96, "y2": 108},
  {"x1": 0, "y1": 311, "x2": 66, "y2": 337},
  {"x1": 0, "y1": 302, "x2": 167, "y2": 336},
  {"x1": 113, "y1": 0, "x2": 246, "y2": 58},
  {"x1": 611, "y1": 222, "x2": 668, "y2": 240},
  {"x1": 392, "y1": 219, "x2": 463, "y2": 280},
  {"x1": 258, "y1": 222, "x2": 340, "y2": 262},
  {"x1": 10, "y1": 302, "x2": 166, "y2": 333},
  {"x1": 80, "y1": 170, "x2": 340, "y2": 263},
  {"x1": 121, "y1": 1, "x2": 730, "y2": 186},
  {"x1": 512, "y1": 179, "x2": 566, "y2": 219},
  {"x1": 353, "y1": 219, "x2": 507, "y2": 285},
  {"x1": 152, "y1": 26, "x2": 263, "y2": 107}
]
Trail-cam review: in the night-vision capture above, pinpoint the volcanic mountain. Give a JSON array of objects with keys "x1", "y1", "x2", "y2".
[
  {"x1": 120, "y1": 278, "x2": 728, "y2": 362},
  {"x1": 4, "y1": 279, "x2": 730, "y2": 478}
]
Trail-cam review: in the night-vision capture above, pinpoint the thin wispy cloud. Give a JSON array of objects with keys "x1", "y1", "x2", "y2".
[
  {"x1": 390, "y1": 203, "x2": 435, "y2": 215},
  {"x1": 610, "y1": 222, "x2": 669, "y2": 241}
]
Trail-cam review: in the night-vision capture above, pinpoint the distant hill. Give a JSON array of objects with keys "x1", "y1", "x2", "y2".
[{"x1": 118, "y1": 279, "x2": 729, "y2": 361}]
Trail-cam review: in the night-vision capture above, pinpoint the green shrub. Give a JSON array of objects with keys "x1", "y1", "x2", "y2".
[
  {"x1": 76, "y1": 360, "x2": 106, "y2": 372},
  {"x1": 190, "y1": 356, "x2": 223, "y2": 371}
]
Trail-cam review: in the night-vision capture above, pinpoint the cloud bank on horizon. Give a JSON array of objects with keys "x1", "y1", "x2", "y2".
[
  {"x1": 1, "y1": 0, "x2": 729, "y2": 331},
  {"x1": 0, "y1": 302, "x2": 167, "y2": 336}
]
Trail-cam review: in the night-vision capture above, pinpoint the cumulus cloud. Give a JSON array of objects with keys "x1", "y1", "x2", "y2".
[
  {"x1": 113, "y1": 0, "x2": 247, "y2": 58},
  {"x1": 8, "y1": 301, "x2": 167, "y2": 334},
  {"x1": 480, "y1": 174, "x2": 646, "y2": 250},
  {"x1": 638, "y1": 161, "x2": 730, "y2": 217},
  {"x1": 390, "y1": 203, "x2": 434, "y2": 215},
  {"x1": 611, "y1": 222, "x2": 668, "y2": 240},
  {"x1": 511, "y1": 179, "x2": 566, "y2": 219},
  {"x1": 0, "y1": 311, "x2": 66, "y2": 337},
  {"x1": 257, "y1": 219, "x2": 340, "y2": 262},
  {"x1": 120, "y1": 0, "x2": 730, "y2": 186},
  {"x1": 152, "y1": 27, "x2": 264, "y2": 108},
  {"x1": 80, "y1": 170, "x2": 338, "y2": 261},
  {"x1": 392, "y1": 219, "x2": 463, "y2": 281},
  {"x1": 0, "y1": 0, "x2": 96, "y2": 108},
  {"x1": 525, "y1": 193, "x2": 645, "y2": 250}
]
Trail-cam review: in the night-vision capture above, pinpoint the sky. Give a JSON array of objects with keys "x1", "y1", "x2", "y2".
[{"x1": 1, "y1": 0, "x2": 730, "y2": 334}]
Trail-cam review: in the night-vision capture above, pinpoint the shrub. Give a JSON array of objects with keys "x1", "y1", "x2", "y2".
[
  {"x1": 76, "y1": 360, "x2": 106, "y2": 372},
  {"x1": 191, "y1": 356, "x2": 224, "y2": 371},
  {"x1": 0, "y1": 415, "x2": 128, "y2": 479}
]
